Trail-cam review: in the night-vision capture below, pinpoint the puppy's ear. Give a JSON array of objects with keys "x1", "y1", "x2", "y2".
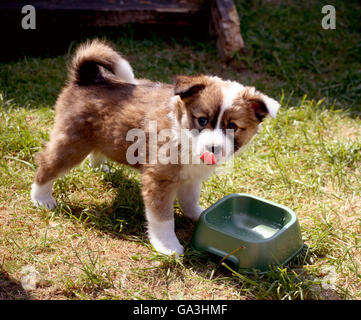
[
  {"x1": 247, "y1": 93, "x2": 280, "y2": 121},
  {"x1": 248, "y1": 99, "x2": 267, "y2": 122},
  {"x1": 174, "y1": 75, "x2": 207, "y2": 100}
]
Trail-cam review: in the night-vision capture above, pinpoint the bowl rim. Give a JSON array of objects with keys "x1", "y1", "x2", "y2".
[{"x1": 199, "y1": 193, "x2": 298, "y2": 243}]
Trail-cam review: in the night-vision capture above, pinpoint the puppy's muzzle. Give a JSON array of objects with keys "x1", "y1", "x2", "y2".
[{"x1": 205, "y1": 144, "x2": 222, "y2": 155}]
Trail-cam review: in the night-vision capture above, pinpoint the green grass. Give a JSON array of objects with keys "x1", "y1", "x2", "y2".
[
  {"x1": 0, "y1": 0, "x2": 360, "y2": 300},
  {"x1": 235, "y1": 0, "x2": 361, "y2": 115}
]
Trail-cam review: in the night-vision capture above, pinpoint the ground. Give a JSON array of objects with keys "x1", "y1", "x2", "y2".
[{"x1": 0, "y1": 0, "x2": 360, "y2": 300}]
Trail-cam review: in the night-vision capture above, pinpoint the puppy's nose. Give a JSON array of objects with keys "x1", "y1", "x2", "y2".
[{"x1": 206, "y1": 144, "x2": 222, "y2": 155}]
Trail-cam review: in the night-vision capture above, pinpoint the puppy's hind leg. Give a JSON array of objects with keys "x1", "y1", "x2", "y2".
[
  {"x1": 31, "y1": 135, "x2": 91, "y2": 209},
  {"x1": 31, "y1": 179, "x2": 57, "y2": 210},
  {"x1": 88, "y1": 151, "x2": 109, "y2": 172}
]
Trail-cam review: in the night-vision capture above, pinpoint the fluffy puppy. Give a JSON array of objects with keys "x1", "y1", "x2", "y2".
[{"x1": 31, "y1": 39, "x2": 280, "y2": 255}]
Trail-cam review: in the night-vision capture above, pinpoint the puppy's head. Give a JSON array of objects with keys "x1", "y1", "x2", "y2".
[{"x1": 173, "y1": 75, "x2": 280, "y2": 164}]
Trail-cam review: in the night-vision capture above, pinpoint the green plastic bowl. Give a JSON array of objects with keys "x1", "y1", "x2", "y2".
[{"x1": 191, "y1": 193, "x2": 303, "y2": 273}]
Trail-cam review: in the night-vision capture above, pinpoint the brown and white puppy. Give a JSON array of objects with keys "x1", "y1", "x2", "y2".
[{"x1": 31, "y1": 39, "x2": 280, "y2": 255}]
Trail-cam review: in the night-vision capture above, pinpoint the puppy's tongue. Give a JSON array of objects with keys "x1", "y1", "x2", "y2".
[{"x1": 200, "y1": 151, "x2": 216, "y2": 165}]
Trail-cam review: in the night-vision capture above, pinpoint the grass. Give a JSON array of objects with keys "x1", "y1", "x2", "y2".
[{"x1": 0, "y1": 0, "x2": 360, "y2": 300}]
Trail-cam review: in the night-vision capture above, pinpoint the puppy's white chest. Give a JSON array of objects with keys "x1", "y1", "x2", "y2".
[{"x1": 179, "y1": 164, "x2": 215, "y2": 183}]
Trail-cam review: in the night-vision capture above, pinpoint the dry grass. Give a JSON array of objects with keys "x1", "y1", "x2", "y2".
[
  {"x1": 0, "y1": 0, "x2": 360, "y2": 300},
  {"x1": 0, "y1": 98, "x2": 360, "y2": 300}
]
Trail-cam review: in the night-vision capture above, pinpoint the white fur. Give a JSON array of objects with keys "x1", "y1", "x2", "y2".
[
  {"x1": 146, "y1": 208, "x2": 184, "y2": 256},
  {"x1": 169, "y1": 95, "x2": 180, "y2": 132},
  {"x1": 195, "y1": 129, "x2": 234, "y2": 163},
  {"x1": 259, "y1": 94, "x2": 280, "y2": 118},
  {"x1": 195, "y1": 81, "x2": 243, "y2": 164},
  {"x1": 88, "y1": 151, "x2": 109, "y2": 172},
  {"x1": 177, "y1": 181, "x2": 204, "y2": 221},
  {"x1": 217, "y1": 81, "x2": 244, "y2": 129},
  {"x1": 245, "y1": 86, "x2": 280, "y2": 118},
  {"x1": 114, "y1": 57, "x2": 137, "y2": 85},
  {"x1": 180, "y1": 161, "x2": 214, "y2": 182},
  {"x1": 31, "y1": 180, "x2": 56, "y2": 209}
]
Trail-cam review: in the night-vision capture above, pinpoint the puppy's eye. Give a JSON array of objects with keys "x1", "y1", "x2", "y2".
[
  {"x1": 227, "y1": 122, "x2": 238, "y2": 131},
  {"x1": 198, "y1": 117, "x2": 209, "y2": 127}
]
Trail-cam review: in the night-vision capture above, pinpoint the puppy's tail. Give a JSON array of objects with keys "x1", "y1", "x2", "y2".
[{"x1": 68, "y1": 39, "x2": 136, "y2": 85}]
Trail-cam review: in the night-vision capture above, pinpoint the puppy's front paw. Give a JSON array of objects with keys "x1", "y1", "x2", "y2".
[
  {"x1": 146, "y1": 210, "x2": 184, "y2": 256},
  {"x1": 148, "y1": 225, "x2": 184, "y2": 256},
  {"x1": 31, "y1": 182, "x2": 57, "y2": 210},
  {"x1": 151, "y1": 238, "x2": 184, "y2": 257},
  {"x1": 31, "y1": 194, "x2": 57, "y2": 209}
]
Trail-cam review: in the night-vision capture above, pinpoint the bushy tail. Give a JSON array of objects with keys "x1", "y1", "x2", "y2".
[{"x1": 68, "y1": 39, "x2": 136, "y2": 85}]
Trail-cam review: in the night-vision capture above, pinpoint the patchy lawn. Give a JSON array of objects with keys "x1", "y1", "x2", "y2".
[{"x1": 0, "y1": 0, "x2": 360, "y2": 300}]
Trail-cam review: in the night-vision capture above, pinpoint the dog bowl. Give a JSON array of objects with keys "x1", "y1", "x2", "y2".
[{"x1": 191, "y1": 193, "x2": 303, "y2": 273}]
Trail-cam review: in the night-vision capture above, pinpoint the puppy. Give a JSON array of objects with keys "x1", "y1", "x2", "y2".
[{"x1": 31, "y1": 39, "x2": 280, "y2": 255}]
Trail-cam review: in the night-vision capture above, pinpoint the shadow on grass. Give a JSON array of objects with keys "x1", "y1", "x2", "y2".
[
  {"x1": 0, "y1": 267, "x2": 32, "y2": 300},
  {"x1": 59, "y1": 166, "x2": 146, "y2": 242},
  {"x1": 60, "y1": 165, "x2": 198, "y2": 246}
]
